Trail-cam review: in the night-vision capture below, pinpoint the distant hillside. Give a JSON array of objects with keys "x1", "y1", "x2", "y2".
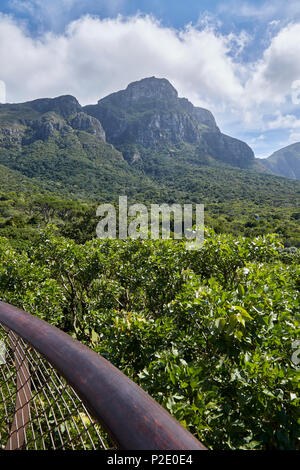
[{"x1": 261, "y1": 143, "x2": 300, "y2": 179}]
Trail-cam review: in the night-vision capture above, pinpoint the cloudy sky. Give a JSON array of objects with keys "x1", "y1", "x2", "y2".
[{"x1": 1, "y1": 0, "x2": 300, "y2": 157}]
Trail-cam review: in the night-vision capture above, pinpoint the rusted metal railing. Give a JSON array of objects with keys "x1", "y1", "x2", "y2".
[{"x1": 0, "y1": 301, "x2": 206, "y2": 450}]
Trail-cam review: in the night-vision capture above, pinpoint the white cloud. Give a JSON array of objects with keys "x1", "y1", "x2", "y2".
[
  {"x1": 219, "y1": 1, "x2": 279, "y2": 20},
  {"x1": 1, "y1": 13, "x2": 300, "y2": 153},
  {"x1": 267, "y1": 112, "x2": 300, "y2": 130},
  {"x1": 0, "y1": 14, "x2": 245, "y2": 108},
  {"x1": 218, "y1": 0, "x2": 300, "y2": 21},
  {"x1": 248, "y1": 134, "x2": 265, "y2": 145},
  {"x1": 289, "y1": 130, "x2": 300, "y2": 143},
  {"x1": 291, "y1": 79, "x2": 300, "y2": 104},
  {"x1": 244, "y1": 23, "x2": 300, "y2": 108}
]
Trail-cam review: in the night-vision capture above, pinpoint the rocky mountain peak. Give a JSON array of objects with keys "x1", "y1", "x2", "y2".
[
  {"x1": 26, "y1": 95, "x2": 81, "y2": 118},
  {"x1": 97, "y1": 77, "x2": 179, "y2": 107},
  {"x1": 84, "y1": 77, "x2": 254, "y2": 168},
  {"x1": 125, "y1": 76, "x2": 178, "y2": 101}
]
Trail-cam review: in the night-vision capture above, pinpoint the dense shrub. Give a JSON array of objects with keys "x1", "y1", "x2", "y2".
[{"x1": 0, "y1": 229, "x2": 299, "y2": 449}]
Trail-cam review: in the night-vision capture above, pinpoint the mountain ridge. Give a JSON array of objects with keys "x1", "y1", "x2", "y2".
[
  {"x1": 0, "y1": 76, "x2": 299, "y2": 207},
  {"x1": 0, "y1": 79, "x2": 299, "y2": 247},
  {"x1": 1, "y1": 77, "x2": 299, "y2": 180}
]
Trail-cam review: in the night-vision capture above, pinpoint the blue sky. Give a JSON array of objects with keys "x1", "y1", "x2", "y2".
[
  {"x1": 1, "y1": 0, "x2": 300, "y2": 157},
  {"x1": 0, "y1": 1, "x2": 242, "y2": 30},
  {"x1": 0, "y1": 0, "x2": 280, "y2": 32}
]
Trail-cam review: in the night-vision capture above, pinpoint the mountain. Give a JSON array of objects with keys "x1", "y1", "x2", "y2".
[
  {"x1": 0, "y1": 77, "x2": 299, "y2": 209},
  {"x1": 84, "y1": 77, "x2": 255, "y2": 169},
  {"x1": 0, "y1": 95, "x2": 159, "y2": 200},
  {"x1": 0, "y1": 95, "x2": 105, "y2": 148},
  {"x1": 0, "y1": 78, "x2": 299, "y2": 247},
  {"x1": 261, "y1": 143, "x2": 300, "y2": 180}
]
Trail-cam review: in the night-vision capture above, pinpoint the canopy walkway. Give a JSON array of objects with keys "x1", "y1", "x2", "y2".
[{"x1": 0, "y1": 301, "x2": 206, "y2": 450}]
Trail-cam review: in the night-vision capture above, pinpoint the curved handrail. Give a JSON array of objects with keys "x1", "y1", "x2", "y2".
[{"x1": 0, "y1": 301, "x2": 206, "y2": 450}]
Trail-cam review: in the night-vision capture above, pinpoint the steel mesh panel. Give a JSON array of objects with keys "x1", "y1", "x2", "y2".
[{"x1": 0, "y1": 323, "x2": 113, "y2": 450}]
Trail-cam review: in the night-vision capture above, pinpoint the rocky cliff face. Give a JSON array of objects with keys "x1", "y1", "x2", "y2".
[
  {"x1": 0, "y1": 125, "x2": 24, "y2": 147},
  {"x1": 0, "y1": 94, "x2": 128, "y2": 199},
  {"x1": 0, "y1": 96, "x2": 106, "y2": 147},
  {"x1": 108, "y1": 77, "x2": 179, "y2": 104},
  {"x1": 70, "y1": 112, "x2": 106, "y2": 141},
  {"x1": 84, "y1": 76, "x2": 254, "y2": 168},
  {"x1": 27, "y1": 95, "x2": 81, "y2": 119}
]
